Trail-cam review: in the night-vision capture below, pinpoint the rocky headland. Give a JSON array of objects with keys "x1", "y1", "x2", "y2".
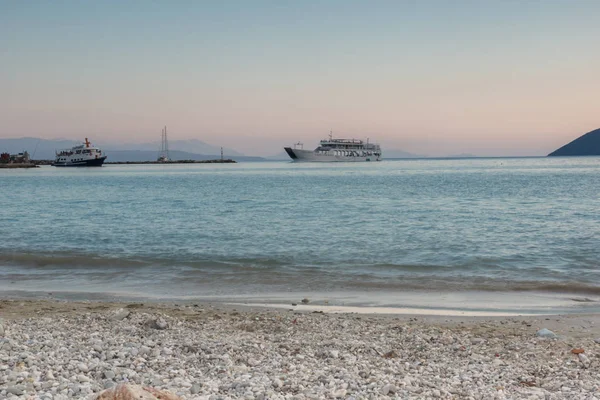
[{"x1": 548, "y1": 128, "x2": 600, "y2": 156}]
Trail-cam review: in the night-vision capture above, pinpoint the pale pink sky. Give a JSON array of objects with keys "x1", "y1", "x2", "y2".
[{"x1": 1, "y1": 1, "x2": 598, "y2": 156}]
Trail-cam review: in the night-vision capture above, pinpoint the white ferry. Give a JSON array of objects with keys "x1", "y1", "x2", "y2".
[
  {"x1": 53, "y1": 138, "x2": 107, "y2": 167},
  {"x1": 284, "y1": 132, "x2": 381, "y2": 162}
]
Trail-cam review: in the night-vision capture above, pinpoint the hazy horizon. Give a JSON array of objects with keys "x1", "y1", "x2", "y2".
[{"x1": 2, "y1": 1, "x2": 598, "y2": 157}]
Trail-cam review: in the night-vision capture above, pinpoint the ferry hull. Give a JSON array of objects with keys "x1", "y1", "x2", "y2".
[
  {"x1": 284, "y1": 148, "x2": 381, "y2": 162},
  {"x1": 53, "y1": 156, "x2": 107, "y2": 167}
]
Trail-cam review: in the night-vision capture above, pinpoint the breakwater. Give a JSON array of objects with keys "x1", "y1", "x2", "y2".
[
  {"x1": 0, "y1": 163, "x2": 39, "y2": 169},
  {"x1": 21, "y1": 159, "x2": 237, "y2": 166},
  {"x1": 105, "y1": 159, "x2": 237, "y2": 165}
]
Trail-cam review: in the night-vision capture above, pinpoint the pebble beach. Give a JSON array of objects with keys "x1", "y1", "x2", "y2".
[{"x1": 1, "y1": 300, "x2": 600, "y2": 399}]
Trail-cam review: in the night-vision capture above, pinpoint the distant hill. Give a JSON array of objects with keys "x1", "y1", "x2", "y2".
[
  {"x1": 0, "y1": 137, "x2": 81, "y2": 159},
  {"x1": 266, "y1": 151, "x2": 292, "y2": 161},
  {"x1": 446, "y1": 153, "x2": 477, "y2": 158},
  {"x1": 548, "y1": 128, "x2": 600, "y2": 156},
  {"x1": 113, "y1": 139, "x2": 244, "y2": 157},
  {"x1": 0, "y1": 137, "x2": 262, "y2": 162},
  {"x1": 383, "y1": 149, "x2": 424, "y2": 159},
  {"x1": 105, "y1": 150, "x2": 264, "y2": 162}
]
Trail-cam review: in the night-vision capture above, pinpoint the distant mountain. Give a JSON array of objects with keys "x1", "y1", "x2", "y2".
[
  {"x1": 0, "y1": 137, "x2": 265, "y2": 162},
  {"x1": 382, "y1": 149, "x2": 424, "y2": 159},
  {"x1": 266, "y1": 151, "x2": 292, "y2": 161},
  {"x1": 548, "y1": 128, "x2": 600, "y2": 156},
  {"x1": 445, "y1": 153, "x2": 477, "y2": 158},
  {"x1": 113, "y1": 139, "x2": 244, "y2": 157},
  {"x1": 0, "y1": 137, "x2": 263, "y2": 161},
  {"x1": 105, "y1": 150, "x2": 264, "y2": 162},
  {"x1": 0, "y1": 137, "x2": 80, "y2": 159}
]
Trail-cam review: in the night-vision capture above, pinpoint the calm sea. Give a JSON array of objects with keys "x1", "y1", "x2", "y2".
[{"x1": 1, "y1": 158, "x2": 599, "y2": 313}]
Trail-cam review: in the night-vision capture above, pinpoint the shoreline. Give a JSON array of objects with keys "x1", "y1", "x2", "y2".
[
  {"x1": 2, "y1": 297, "x2": 600, "y2": 330},
  {"x1": 1, "y1": 298, "x2": 600, "y2": 399},
  {"x1": 1, "y1": 287, "x2": 598, "y2": 317},
  {"x1": 2, "y1": 297, "x2": 600, "y2": 326}
]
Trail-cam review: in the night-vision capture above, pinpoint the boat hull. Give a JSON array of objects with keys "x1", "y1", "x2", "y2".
[
  {"x1": 53, "y1": 156, "x2": 107, "y2": 167},
  {"x1": 284, "y1": 148, "x2": 381, "y2": 162}
]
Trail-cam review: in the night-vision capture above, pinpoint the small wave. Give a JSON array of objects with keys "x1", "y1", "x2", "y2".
[
  {"x1": 343, "y1": 278, "x2": 600, "y2": 295},
  {"x1": 2, "y1": 251, "x2": 600, "y2": 296},
  {"x1": 0, "y1": 251, "x2": 291, "y2": 272},
  {"x1": 509, "y1": 282, "x2": 600, "y2": 295},
  {"x1": 0, "y1": 251, "x2": 150, "y2": 269}
]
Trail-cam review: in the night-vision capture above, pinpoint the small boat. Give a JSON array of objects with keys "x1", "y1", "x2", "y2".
[
  {"x1": 284, "y1": 132, "x2": 382, "y2": 162},
  {"x1": 53, "y1": 138, "x2": 107, "y2": 167}
]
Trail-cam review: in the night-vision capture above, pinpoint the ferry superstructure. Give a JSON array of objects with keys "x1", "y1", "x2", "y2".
[
  {"x1": 284, "y1": 133, "x2": 382, "y2": 162},
  {"x1": 53, "y1": 138, "x2": 107, "y2": 167}
]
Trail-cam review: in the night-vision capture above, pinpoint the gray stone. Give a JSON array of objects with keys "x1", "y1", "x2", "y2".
[
  {"x1": 110, "y1": 308, "x2": 131, "y2": 321},
  {"x1": 7, "y1": 385, "x2": 25, "y2": 395},
  {"x1": 103, "y1": 380, "x2": 115, "y2": 389},
  {"x1": 104, "y1": 370, "x2": 116, "y2": 380},
  {"x1": 191, "y1": 384, "x2": 201, "y2": 394},
  {"x1": 146, "y1": 317, "x2": 169, "y2": 330},
  {"x1": 536, "y1": 328, "x2": 556, "y2": 339},
  {"x1": 381, "y1": 384, "x2": 396, "y2": 395}
]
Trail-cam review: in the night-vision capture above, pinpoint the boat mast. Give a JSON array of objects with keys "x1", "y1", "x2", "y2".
[
  {"x1": 164, "y1": 126, "x2": 169, "y2": 159},
  {"x1": 159, "y1": 126, "x2": 170, "y2": 161}
]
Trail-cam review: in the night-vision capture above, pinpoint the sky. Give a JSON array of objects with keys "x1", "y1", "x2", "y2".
[{"x1": 1, "y1": 1, "x2": 599, "y2": 157}]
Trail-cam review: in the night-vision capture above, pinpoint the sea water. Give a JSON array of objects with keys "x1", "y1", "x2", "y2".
[{"x1": 1, "y1": 157, "x2": 599, "y2": 313}]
